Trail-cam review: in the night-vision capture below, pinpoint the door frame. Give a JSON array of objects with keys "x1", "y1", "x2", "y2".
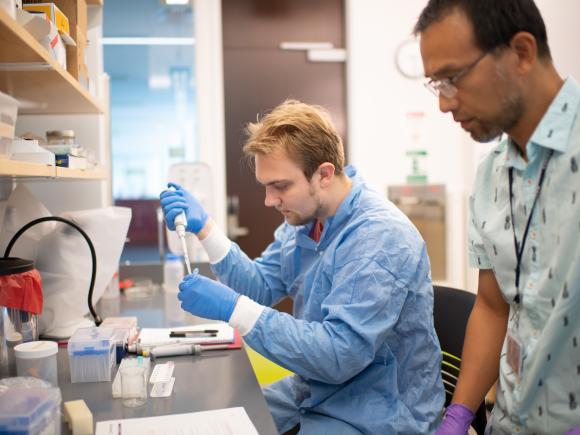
[{"x1": 194, "y1": 0, "x2": 228, "y2": 231}]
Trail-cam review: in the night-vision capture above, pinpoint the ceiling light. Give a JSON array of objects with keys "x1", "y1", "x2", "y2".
[{"x1": 162, "y1": 0, "x2": 190, "y2": 5}]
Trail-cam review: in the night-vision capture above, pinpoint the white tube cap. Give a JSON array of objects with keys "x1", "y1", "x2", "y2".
[{"x1": 14, "y1": 341, "x2": 58, "y2": 359}]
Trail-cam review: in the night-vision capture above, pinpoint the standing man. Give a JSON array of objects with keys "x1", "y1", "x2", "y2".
[
  {"x1": 415, "y1": 0, "x2": 580, "y2": 433},
  {"x1": 160, "y1": 100, "x2": 444, "y2": 434}
]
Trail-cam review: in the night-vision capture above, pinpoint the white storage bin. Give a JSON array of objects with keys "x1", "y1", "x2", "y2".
[{"x1": 0, "y1": 376, "x2": 62, "y2": 435}]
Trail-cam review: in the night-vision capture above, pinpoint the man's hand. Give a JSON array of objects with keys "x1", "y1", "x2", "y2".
[
  {"x1": 178, "y1": 273, "x2": 240, "y2": 322},
  {"x1": 435, "y1": 403, "x2": 475, "y2": 435},
  {"x1": 160, "y1": 182, "x2": 208, "y2": 234}
]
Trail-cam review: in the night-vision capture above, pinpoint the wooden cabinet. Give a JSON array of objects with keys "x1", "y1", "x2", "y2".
[{"x1": 0, "y1": 5, "x2": 106, "y2": 181}]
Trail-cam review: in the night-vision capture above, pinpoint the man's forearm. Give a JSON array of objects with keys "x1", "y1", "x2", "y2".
[
  {"x1": 453, "y1": 299, "x2": 508, "y2": 411},
  {"x1": 197, "y1": 220, "x2": 285, "y2": 306}
]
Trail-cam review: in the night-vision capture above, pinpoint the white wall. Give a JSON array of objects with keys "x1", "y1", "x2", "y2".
[
  {"x1": 537, "y1": 0, "x2": 580, "y2": 80},
  {"x1": 194, "y1": 0, "x2": 227, "y2": 232},
  {"x1": 193, "y1": 0, "x2": 580, "y2": 288},
  {"x1": 346, "y1": 0, "x2": 580, "y2": 291},
  {"x1": 346, "y1": 0, "x2": 473, "y2": 290}
]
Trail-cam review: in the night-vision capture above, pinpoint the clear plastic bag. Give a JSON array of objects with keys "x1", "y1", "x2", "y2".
[{"x1": 35, "y1": 207, "x2": 131, "y2": 336}]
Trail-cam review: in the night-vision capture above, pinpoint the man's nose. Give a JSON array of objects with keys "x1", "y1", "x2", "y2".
[
  {"x1": 264, "y1": 188, "x2": 280, "y2": 208},
  {"x1": 439, "y1": 93, "x2": 459, "y2": 113}
]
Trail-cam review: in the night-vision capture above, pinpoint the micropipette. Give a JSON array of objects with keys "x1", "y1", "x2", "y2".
[
  {"x1": 166, "y1": 185, "x2": 193, "y2": 275},
  {"x1": 173, "y1": 211, "x2": 192, "y2": 275},
  {"x1": 150, "y1": 343, "x2": 230, "y2": 358}
]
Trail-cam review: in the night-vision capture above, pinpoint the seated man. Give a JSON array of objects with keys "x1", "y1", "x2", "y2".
[{"x1": 160, "y1": 100, "x2": 444, "y2": 434}]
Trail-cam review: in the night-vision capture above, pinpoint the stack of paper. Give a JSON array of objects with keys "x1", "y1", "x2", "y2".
[
  {"x1": 95, "y1": 407, "x2": 259, "y2": 435},
  {"x1": 137, "y1": 323, "x2": 235, "y2": 347}
]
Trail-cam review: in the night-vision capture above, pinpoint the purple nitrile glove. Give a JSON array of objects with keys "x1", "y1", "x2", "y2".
[
  {"x1": 435, "y1": 403, "x2": 475, "y2": 435},
  {"x1": 566, "y1": 427, "x2": 580, "y2": 435},
  {"x1": 159, "y1": 182, "x2": 208, "y2": 234},
  {"x1": 177, "y1": 273, "x2": 240, "y2": 322}
]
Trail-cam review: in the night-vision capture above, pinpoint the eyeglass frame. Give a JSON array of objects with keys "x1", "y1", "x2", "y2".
[{"x1": 424, "y1": 51, "x2": 489, "y2": 98}]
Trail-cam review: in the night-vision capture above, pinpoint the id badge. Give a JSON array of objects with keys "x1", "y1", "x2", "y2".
[{"x1": 506, "y1": 330, "x2": 523, "y2": 379}]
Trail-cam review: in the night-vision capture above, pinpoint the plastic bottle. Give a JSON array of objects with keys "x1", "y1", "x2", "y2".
[{"x1": 163, "y1": 253, "x2": 184, "y2": 293}]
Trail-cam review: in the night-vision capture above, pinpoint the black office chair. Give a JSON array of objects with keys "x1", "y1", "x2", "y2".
[{"x1": 433, "y1": 285, "x2": 487, "y2": 435}]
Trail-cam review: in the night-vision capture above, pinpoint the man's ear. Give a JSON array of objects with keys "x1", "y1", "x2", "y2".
[
  {"x1": 510, "y1": 31, "x2": 537, "y2": 74},
  {"x1": 317, "y1": 162, "x2": 336, "y2": 188}
]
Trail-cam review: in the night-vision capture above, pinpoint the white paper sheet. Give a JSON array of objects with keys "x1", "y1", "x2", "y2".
[
  {"x1": 95, "y1": 407, "x2": 259, "y2": 435},
  {"x1": 138, "y1": 322, "x2": 234, "y2": 346}
]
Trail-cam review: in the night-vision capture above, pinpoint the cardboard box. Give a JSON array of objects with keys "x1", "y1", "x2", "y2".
[
  {"x1": 23, "y1": 1, "x2": 89, "y2": 84},
  {"x1": 16, "y1": 9, "x2": 66, "y2": 68},
  {"x1": 11, "y1": 138, "x2": 56, "y2": 165},
  {"x1": 22, "y1": 2, "x2": 74, "y2": 44},
  {"x1": 54, "y1": 0, "x2": 85, "y2": 37},
  {"x1": 55, "y1": 154, "x2": 87, "y2": 169}
]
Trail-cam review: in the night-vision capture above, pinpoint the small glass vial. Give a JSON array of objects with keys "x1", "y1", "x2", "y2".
[{"x1": 46, "y1": 130, "x2": 75, "y2": 145}]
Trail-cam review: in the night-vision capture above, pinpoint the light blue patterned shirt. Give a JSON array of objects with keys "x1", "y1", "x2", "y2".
[{"x1": 469, "y1": 77, "x2": 580, "y2": 434}]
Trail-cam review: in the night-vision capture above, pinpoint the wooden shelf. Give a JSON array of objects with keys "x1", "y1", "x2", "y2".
[
  {"x1": 0, "y1": 8, "x2": 104, "y2": 114},
  {"x1": 0, "y1": 159, "x2": 53, "y2": 177},
  {"x1": 56, "y1": 166, "x2": 106, "y2": 179},
  {"x1": 0, "y1": 159, "x2": 106, "y2": 180}
]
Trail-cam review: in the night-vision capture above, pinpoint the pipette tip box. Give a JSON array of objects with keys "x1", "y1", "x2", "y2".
[
  {"x1": 68, "y1": 327, "x2": 116, "y2": 383},
  {"x1": 0, "y1": 377, "x2": 62, "y2": 435}
]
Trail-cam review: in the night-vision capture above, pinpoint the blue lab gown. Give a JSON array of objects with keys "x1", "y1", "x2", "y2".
[{"x1": 212, "y1": 166, "x2": 444, "y2": 434}]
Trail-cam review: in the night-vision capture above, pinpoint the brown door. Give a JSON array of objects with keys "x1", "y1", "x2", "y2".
[{"x1": 222, "y1": 0, "x2": 347, "y2": 259}]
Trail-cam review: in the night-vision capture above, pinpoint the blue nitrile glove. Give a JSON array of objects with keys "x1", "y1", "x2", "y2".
[
  {"x1": 159, "y1": 182, "x2": 208, "y2": 234},
  {"x1": 177, "y1": 273, "x2": 240, "y2": 322},
  {"x1": 566, "y1": 427, "x2": 580, "y2": 435},
  {"x1": 435, "y1": 403, "x2": 475, "y2": 435}
]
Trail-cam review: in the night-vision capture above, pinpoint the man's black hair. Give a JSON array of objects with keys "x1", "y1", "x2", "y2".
[{"x1": 414, "y1": 0, "x2": 551, "y2": 60}]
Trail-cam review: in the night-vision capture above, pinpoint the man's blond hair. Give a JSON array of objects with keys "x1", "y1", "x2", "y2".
[{"x1": 243, "y1": 100, "x2": 345, "y2": 179}]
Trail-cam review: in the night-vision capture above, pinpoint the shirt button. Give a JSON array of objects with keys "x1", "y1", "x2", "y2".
[
  {"x1": 528, "y1": 282, "x2": 534, "y2": 288},
  {"x1": 300, "y1": 409, "x2": 306, "y2": 415},
  {"x1": 515, "y1": 426, "x2": 521, "y2": 433},
  {"x1": 531, "y1": 232, "x2": 537, "y2": 239},
  {"x1": 528, "y1": 179, "x2": 533, "y2": 185},
  {"x1": 532, "y1": 330, "x2": 540, "y2": 338}
]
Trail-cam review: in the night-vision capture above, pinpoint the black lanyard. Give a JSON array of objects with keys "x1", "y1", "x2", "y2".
[{"x1": 508, "y1": 150, "x2": 553, "y2": 303}]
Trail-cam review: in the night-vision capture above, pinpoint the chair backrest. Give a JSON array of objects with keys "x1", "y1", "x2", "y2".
[{"x1": 433, "y1": 285, "x2": 487, "y2": 435}]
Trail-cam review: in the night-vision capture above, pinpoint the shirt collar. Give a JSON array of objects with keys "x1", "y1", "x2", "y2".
[
  {"x1": 503, "y1": 76, "x2": 580, "y2": 168},
  {"x1": 295, "y1": 165, "x2": 362, "y2": 249}
]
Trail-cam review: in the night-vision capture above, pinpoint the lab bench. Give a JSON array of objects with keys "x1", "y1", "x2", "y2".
[{"x1": 56, "y1": 274, "x2": 278, "y2": 434}]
